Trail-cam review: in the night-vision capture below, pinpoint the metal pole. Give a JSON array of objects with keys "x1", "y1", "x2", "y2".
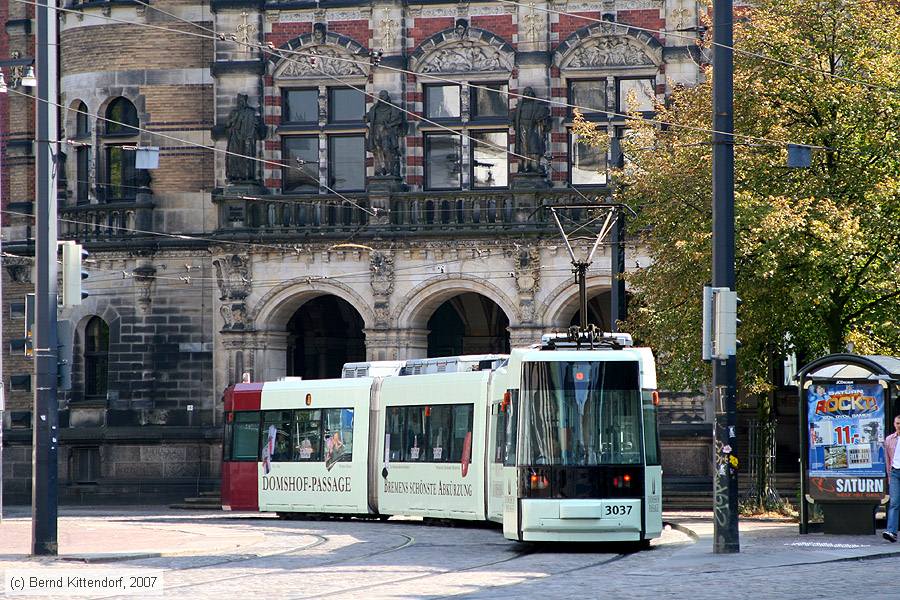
[
  {"x1": 575, "y1": 262, "x2": 588, "y2": 331},
  {"x1": 609, "y1": 210, "x2": 626, "y2": 333},
  {"x1": 32, "y1": 0, "x2": 59, "y2": 556},
  {"x1": 1, "y1": 117, "x2": 4, "y2": 524},
  {"x1": 712, "y1": 0, "x2": 739, "y2": 553}
]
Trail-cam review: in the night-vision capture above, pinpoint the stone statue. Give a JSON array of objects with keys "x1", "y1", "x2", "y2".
[
  {"x1": 365, "y1": 90, "x2": 406, "y2": 177},
  {"x1": 512, "y1": 87, "x2": 550, "y2": 173},
  {"x1": 225, "y1": 93, "x2": 266, "y2": 183}
]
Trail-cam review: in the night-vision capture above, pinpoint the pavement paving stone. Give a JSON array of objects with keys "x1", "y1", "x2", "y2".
[{"x1": 1, "y1": 508, "x2": 898, "y2": 599}]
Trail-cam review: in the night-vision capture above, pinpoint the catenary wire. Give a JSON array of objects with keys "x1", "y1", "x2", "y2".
[
  {"x1": 496, "y1": 0, "x2": 900, "y2": 95},
  {"x1": 13, "y1": 0, "x2": 845, "y2": 150}
]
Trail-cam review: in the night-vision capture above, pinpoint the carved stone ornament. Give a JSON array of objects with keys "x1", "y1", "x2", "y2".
[
  {"x1": 220, "y1": 303, "x2": 248, "y2": 331},
  {"x1": 4, "y1": 256, "x2": 32, "y2": 283},
  {"x1": 132, "y1": 264, "x2": 156, "y2": 312},
  {"x1": 213, "y1": 254, "x2": 251, "y2": 301},
  {"x1": 418, "y1": 41, "x2": 513, "y2": 74},
  {"x1": 370, "y1": 251, "x2": 395, "y2": 296},
  {"x1": 274, "y1": 46, "x2": 368, "y2": 79},
  {"x1": 562, "y1": 35, "x2": 654, "y2": 69}
]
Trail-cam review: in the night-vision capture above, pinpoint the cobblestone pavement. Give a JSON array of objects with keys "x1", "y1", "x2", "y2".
[{"x1": 1, "y1": 508, "x2": 898, "y2": 599}]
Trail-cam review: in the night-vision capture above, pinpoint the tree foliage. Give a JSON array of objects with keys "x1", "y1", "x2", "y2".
[{"x1": 576, "y1": 0, "x2": 900, "y2": 394}]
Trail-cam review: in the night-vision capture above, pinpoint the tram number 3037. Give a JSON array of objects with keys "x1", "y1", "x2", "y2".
[{"x1": 605, "y1": 505, "x2": 633, "y2": 516}]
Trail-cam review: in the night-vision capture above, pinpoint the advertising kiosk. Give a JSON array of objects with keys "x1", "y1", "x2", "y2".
[{"x1": 797, "y1": 354, "x2": 900, "y2": 534}]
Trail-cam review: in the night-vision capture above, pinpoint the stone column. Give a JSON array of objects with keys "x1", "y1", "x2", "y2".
[
  {"x1": 396, "y1": 328, "x2": 430, "y2": 359},
  {"x1": 509, "y1": 326, "x2": 546, "y2": 349}
]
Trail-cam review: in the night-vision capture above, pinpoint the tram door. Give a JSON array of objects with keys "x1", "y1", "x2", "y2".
[{"x1": 499, "y1": 390, "x2": 520, "y2": 540}]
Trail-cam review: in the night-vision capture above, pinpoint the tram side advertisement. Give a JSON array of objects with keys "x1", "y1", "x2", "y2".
[{"x1": 807, "y1": 382, "x2": 886, "y2": 500}]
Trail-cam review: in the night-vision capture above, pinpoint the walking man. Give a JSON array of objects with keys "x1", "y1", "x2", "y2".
[{"x1": 883, "y1": 415, "x2": 900, "y2": 542}]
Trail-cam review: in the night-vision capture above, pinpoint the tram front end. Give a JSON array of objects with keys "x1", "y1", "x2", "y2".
[{"x1": 501, "y1": 342, "x2": 662, "y2": 544}]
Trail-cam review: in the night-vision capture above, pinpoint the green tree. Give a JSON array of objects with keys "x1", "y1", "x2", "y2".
[{"x1": 575, "y1": 0, "x2": 900, "y2": 508}]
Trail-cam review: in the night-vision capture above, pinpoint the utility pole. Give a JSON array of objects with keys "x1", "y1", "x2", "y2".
[
  {"x1": 711, "y1": 0, "x2": 740, "y2": 553},
  {"x1": 32, "y1": 0, "x2": 59, "y2": 555}
]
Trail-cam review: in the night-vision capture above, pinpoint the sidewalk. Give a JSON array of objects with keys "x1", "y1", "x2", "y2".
[
  {"x1": 0, "y1": 509, "x2": 268, "y2": 562},
  {"x1": 653, "y1": 510, "x2": 900, "y2": 575}
]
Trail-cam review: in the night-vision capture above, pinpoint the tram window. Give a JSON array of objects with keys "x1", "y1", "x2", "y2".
[
  {"x1": 386, "y1": 407, "x2": 404, "y2": 462},
  {"x1": 405, "y1": 406, "x2": 427, "y2": 462},
  {"x1": 323, "y1": 408, "x2": 353, "y2": 465},
  {"x1": 493, "y1": 403, "x2": 506, "y2": 463},
  {"x1": 503, "y1": 395, "x2": 518, "y2": 467},
  {"x1": 230, "y1": 411, "x2": 261, "y2": 461},
  {"x1": 295, "y1": 409, "x2": 322, "y2": 461},
  {"x1": 521, "y1": 361, "x2": 642, "y2": 466},
  {"x1": 642, "y1": 392, "x2": 661, "y2": 465},
  {"x1": 448, "y1": 404, "x2": 474, "y2": 462},
  {"x1": 262, "y1": 410, "x2": 294, "y2": 462},
  {"x1": 428, "y1": 405, "x2": 453, "y2": 462}
]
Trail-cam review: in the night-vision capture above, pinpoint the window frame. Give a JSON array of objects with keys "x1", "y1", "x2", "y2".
[
  {"x1": 568, "y1": 78, "x2": 607, "y2": 120},
  {"x1": 104, "y1": 144, "x2": 138, "y2": 202},
  {"x1": 281, "y1": 135, "x2": 321, "y2": 193},
  {"x1": 424, "y1": 132, "x2": 463, "y2": 191},
  {"x1": 104, "y1": 97, "x2": 139, "y2": 137},
  {"x1": 469, "y1": 129, "x2": 509, "y2": 189},
  {"x1": 384, "y1": 403, "x2": 475, "y2": 464},
  {"x1": 83, "y1": 316, "x2": 109, "y2": 400},
  {"x1": 327, "y1": 134, "x2": 366, "y2": 192},
  {"x1": 327, "y1": 87, "x2": 366, "y2": 125},
  {"x1": 568, "y1": 130, "x2": 608, "y2": 187},
  {"x1": 424, "y1": 84, "x2": 462, "y2": 120},
  {"x1": 281, "y1": 88, "x2": 320, "y2": 126},
  {"x1": 616, "y1": 77, "x2": 657, "y2": 114},
  {"x1": 470, "y1": 82, "x2": 509, "y2": 122}
]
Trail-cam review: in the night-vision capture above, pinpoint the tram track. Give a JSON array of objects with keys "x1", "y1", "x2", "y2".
[{"x1": 117, "y1": 530, "x2": 418, "y2": 598}]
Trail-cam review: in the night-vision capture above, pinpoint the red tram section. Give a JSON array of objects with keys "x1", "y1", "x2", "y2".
[{"x1": 222, "y1": 383, "x2": 262, "y2": 511}]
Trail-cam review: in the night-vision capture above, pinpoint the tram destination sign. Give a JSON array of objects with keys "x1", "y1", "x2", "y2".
[{"x1": 807, "y1": 382, "x2": 886, "y2": 501}]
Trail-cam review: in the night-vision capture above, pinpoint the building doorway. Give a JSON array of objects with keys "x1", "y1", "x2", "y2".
[
  {"x1": 286, "y1": 295, "x2": 365, "y2": 379},
  {"x1": 426, "y1": 292, "x2": 510, "y2": 357}
]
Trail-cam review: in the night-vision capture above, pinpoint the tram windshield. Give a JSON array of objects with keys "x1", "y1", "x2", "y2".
[{"x1": 520, "y1": 360, "x2": 642, "y2": 466}]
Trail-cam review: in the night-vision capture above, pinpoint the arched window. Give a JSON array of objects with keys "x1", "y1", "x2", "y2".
[
  {"x1": 84, "y1": 317, "x2": 109, "y2": 399},
  {"x1": 105, "y1": 97, "x2": 138, "y2": 135},
  {"x1": 102, "y1": 97, "x2": 140, "y2": 201},
  {"x1": 74, "y1": 101, "x2": 91, "y2": 204}
]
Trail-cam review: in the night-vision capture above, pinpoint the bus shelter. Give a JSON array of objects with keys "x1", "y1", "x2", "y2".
[{"x1": 797, "y1": 354, "x2": 900, "y2": 534}]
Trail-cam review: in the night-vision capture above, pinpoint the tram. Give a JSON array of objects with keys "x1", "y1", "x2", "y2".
[{"x1": 221, "y1": 331, "x2": 662, "y2": 545}]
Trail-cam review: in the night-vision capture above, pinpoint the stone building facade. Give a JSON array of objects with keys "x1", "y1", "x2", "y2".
[{"x1": 2, "y1": 0, "x2": 709, "y2": 504}]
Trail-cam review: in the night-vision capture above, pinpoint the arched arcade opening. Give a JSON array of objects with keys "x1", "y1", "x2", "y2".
[
  {"x1": 426, "y1": 292, "x2": 510, "y2": 357},
  {"x1": 286, "y1": 295, "x2": 365, "y2": 379}
]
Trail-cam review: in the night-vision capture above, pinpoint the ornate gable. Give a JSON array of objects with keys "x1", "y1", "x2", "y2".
[
  {"x1": 410, "y1": 27, "x2": 514, "y2": 75},
  {"x1": 554, "y1": 22, "x2": 663, "y2": 70},
  {"x1": 271, "y1": 31, "x2": 369, "y2": 80}
]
